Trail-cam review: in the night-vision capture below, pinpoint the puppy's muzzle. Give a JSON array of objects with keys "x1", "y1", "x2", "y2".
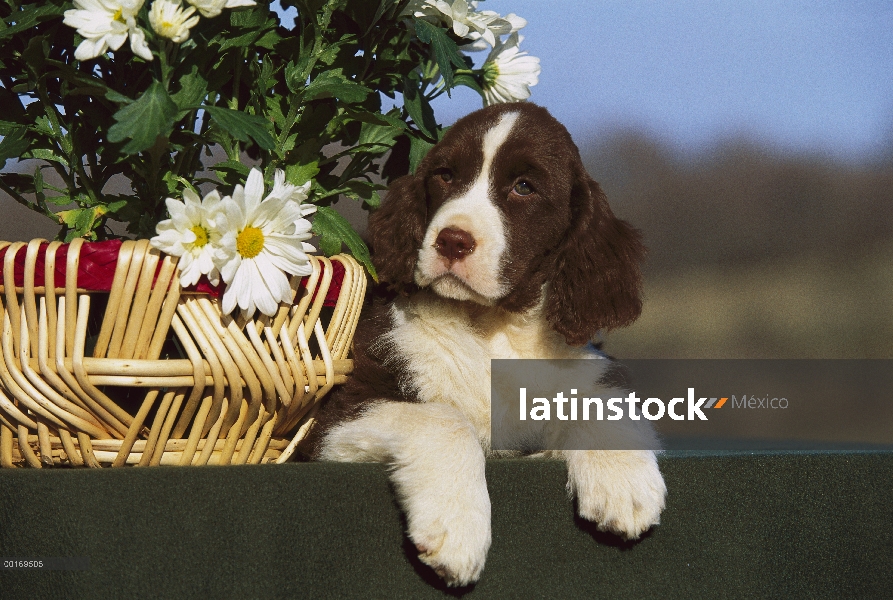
[{"x1": 434, "y1": 228, "x2": 476, "y2": 264}]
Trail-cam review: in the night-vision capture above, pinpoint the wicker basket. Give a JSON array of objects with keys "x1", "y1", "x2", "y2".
[{"x1": 0, "y1": 238, "x2": 366, "y2": 468}]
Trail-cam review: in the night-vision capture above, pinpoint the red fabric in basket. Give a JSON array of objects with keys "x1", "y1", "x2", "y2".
[{"x1": 0, "y1": 240, "x2": 343, "y2": 307}]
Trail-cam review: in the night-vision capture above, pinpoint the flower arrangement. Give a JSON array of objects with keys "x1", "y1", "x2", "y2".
[
  {"x1": 0, "y1": 0, "x2": 543, "y2": 469},
  {"x1": 0, "y1": 0, "x2": 541, "y2": 310},
  {"x1": 150, "y1": 167, "x2": 316, "y2": 317}
]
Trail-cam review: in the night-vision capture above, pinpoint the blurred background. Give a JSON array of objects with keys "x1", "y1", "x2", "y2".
[
  {"x1": 3, "y1": 0, "x2": 891, "y2": 358},
  {"x1": 432, "y1": 0, "x2": 893, "y2": 359}
]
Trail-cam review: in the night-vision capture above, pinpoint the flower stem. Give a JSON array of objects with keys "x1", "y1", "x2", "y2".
[{"x1": 37, "y1": 80, "x2": 99, "y2": 207}]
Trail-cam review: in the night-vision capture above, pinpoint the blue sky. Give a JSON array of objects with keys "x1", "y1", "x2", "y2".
[{"x1": 428, "y1": 0, "x2": 893, "y2": 158}]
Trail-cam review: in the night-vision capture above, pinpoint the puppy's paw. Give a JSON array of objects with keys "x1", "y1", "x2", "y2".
[
  {"x1": 406, "y1": 491, "x2": 491, "y2": 587},
  {"x1": 570, "y1": 450, "x2": 666, "y2": 540}
]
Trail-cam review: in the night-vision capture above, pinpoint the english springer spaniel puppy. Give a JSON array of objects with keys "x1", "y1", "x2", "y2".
[{"x1": 304, "y1": 102, "x2": 666, "y2": 586}]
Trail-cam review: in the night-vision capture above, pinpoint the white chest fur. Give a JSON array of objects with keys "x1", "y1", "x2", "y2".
[{"x1": 380, "y1": 291, "x2": 595, "y2": 444}]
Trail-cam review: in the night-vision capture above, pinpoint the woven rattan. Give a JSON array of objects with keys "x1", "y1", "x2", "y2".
[{"x1": 0, "y1": 239, "x2": 366, "y2": 467}]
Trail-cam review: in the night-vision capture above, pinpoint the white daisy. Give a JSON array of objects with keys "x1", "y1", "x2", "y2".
[
  {"x1": 186, "y1": 0, "x2": 256, "y2": 19},
  {"x1": 63, "y1": 0, "x2": 153, "y2": 62},
  {"x1": 480, "y1": 33, "x2": 541, "y2": 106},
  {"x1": 150, "y1": 188, "x2": 226, "y2": 287},
  {"x1": 216, "y1": 168, "x2": 316, "y2": 318},
  {"x1": 403, "y1": 0, "x2": 511, "y2": 47},
  {"x1": 267, "y1": 170, "x2": 318, "y2": 236},
  {"x1": 502, "y1": 13, "x2": 528, "y2": 34},
  {"x1": 267, "y1": 170, "x2": 313, "y2": 207},
  {"x1": 458, "y1": 12, "x2": 526, "y2": 53},
  {"x1": 149, "y1": 0, "x2": 200, "y2": 43}
]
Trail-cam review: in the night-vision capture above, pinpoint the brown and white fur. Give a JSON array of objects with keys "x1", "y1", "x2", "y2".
[{"x1": 304, "y1": 103, "x2": 666, "y2": 587}]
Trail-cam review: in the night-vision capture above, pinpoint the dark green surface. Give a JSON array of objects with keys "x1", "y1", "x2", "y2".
[{"x1": 1, "y1": 453, "x2": 891, "y2": 599}]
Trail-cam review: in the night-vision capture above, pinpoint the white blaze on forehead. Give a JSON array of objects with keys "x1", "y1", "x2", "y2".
[
  {"x1": 415, "y1": 111, "x2": 521, "y2": 302},
  {"x1": 479, "y1": 111, "x2": 520, "y2": 183}
]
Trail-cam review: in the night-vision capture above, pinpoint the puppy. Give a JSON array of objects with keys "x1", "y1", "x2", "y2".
[{"x1": 303, "y1": 103, "x2": 666, "y2": 586}]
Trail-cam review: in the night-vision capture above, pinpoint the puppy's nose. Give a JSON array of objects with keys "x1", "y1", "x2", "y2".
[{"x1": 434, "y1": 228, "x2": 476, "y2": 263}]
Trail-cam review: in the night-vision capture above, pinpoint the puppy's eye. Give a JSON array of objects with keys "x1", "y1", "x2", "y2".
[
  {"x1": 435, "y1": 169, "x2": 453, "y2": 183},
  {"x1": 513, "y1": 181, "x2": 534, "y2": 196}
]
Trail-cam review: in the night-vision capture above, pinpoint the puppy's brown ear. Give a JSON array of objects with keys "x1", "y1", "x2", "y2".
[
  {"x1": 369, "y1": 174, "x2": 427, "y2": 289},
  {"x1": 547, "y1": 174, "x2": 645, "y2": 346}
]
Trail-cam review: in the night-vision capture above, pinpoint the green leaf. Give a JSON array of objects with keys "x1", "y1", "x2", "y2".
[
  {"x1": 402, "y1": 75, "x2": 437, "y2": 140},
  {"x1": 103, "y1": 89, "x2": 134, "y2": 104},
  {"x1": 218, "y1": 9, "x2": 278, "y2": 50},
  {"x1": 409, "y1": 135, "x2": 434, "y2": 174},
  {"x1": 265, "y1": 96, "x2": 287, "y2": 128},
  {"x1": 163, "y1": 172, "x2": 198, "y2": 196},
  {"x1": 170, "y1": 68, "x2": 208, "y2": 113},
  {"x1": 341, "y1": 180, "x2": 386, "y2": 206},
  {"x1": 453, "y1": 73, "x2": 483, "y2": 95},
  {"x1": 0, "y1": 4, "x2": 65, "y2": 41},
  {"x1": 258, "y1": 55, "x2": 278, "y2": 94},
  {"x1": 39, "y1": 60, "x2": 130, "y2": 104},
  {"x1": 57, "y1": 206, "x2": 106, "y2": 241},
  {"x1": 44, "y1": 194, "x2": 74, "y2": 207},
  {"x1": 114, "y1": 196, "x2": 153, "y2": 233},
  {"x1": 312, "y1": 205, "x2": 377, "y2": 281},
  {"x1": 255, "y1": 29, "x2": 281, "y2": 50},
  {"x1": 230, "y1": 5, "x2": 271, "y2": 28},
  {"x1": 0, "y1": 118, "x2": 25, "y2": 136},
  {"x1": 32, "y1": 116, "x2": 56, "y2": 138},
  {"x1": 107, "y1": 81, "x2": 178, "y2": 154},
  {"x1": 286, "y1": 162, "x2": 320, "y2": 186},
  {"x1": 105, "y1": 199, "x2": 128, "y2": 214},
  {"x1": 279, "y1": 132, "x2": 299, "y2": 155},
  {"x1": 0, "y1": 129, "x2": 29, "y2": 168},
  {"x1": 341, "y1": 108, "x2": 406, "y2": 129},
  {"x1": 285, "y1": 138, "x2": 323, "y2": 178},
  {"x1": 356, "y1": 122, "x2": 404, "y2": 154},
  {"x1": 317, "y1": 33, "x2": 357, "y2": 66},
  {"x1": 285, "y1": 57, "x2": 313, "y2": 93},
  {"x1": 210, "y1": 160, "x2": 252, "y2": 188},
  {"x1": 303, "y1": 70, "x2": 372, "y2": 103},
  {"x1": 413, "y1": 18, "x2": 466, "y2": 89},
  {"x1": 204, "y1": 106, "x2": 276, "y2": 150},
  {"x1": 27, "y1": 174, "x2": 69, "y2": 207},
  {"x1": 210, "y1": 159, "x2": 252, "y2": 177},
  {"x1": 218, "y1": 30, "x2": 263, "y2": 52},
  {"x1": 22, "y1": 35, "x2": 49, "y2": 75},
  {"x1": 23, "y1": 147, "x2": 69, "y2": 166}
]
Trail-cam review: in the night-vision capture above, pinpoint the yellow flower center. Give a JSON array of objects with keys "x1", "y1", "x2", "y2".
[
  {"x1": 113, "y1": 8, "x2": 125, "y2": 23},
  {"x1": 190, "y1": 225, "x2": 209, "y2": 248},
  {"x1": 236, "y1": 226, "x2": 265, "y2": 259}
]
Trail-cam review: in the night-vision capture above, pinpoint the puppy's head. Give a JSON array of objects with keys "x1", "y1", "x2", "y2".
[{"x1": 370, "y1": 103, "x2": 644, "y2": 346}]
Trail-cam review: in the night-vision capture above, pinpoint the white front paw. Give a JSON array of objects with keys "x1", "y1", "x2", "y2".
[
  {"x1": 405, "y1": 488, "x2": 491, "y2": 587},
  {"x1": 569, "y1": 450, "x2": 666, "y2": 540}
]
